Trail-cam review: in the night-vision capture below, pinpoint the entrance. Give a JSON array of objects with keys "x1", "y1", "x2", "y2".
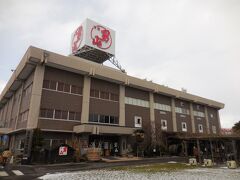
[{"x1": 89, "y1": 135, "x2": 120, "y2": 156}]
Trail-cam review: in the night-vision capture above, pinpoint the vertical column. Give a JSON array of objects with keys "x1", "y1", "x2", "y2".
[
  {"x1": 204, "y1": 106, "x2": 210, "y2": 134},
  {"x1": 119, "y1": 85, "x2": 125, "y2": 126},
  {"x1": 196, "y1": 139, "x2": 201, "y2": 163},
  {"x1": 171, "y1": 98, "x2": 177, "y2": 132},
  {"x1": 27, "y1": 64, "x2": 45, "y2": 129},
  {"x1": 149, "y1": 92, "x2": 156, "y2": 146},
  {"x1": 81, "y1": 76, "x2": 91, "y2": 124},
  {"x1": 231, "y1": 140, "x2": 237, "y2": 161},
  {"x1": 190, "y1": 103, "x2": 196, "y2": 133},
  {"x1": 216, "y1": 110, "x2": 221, "y2": 134}
]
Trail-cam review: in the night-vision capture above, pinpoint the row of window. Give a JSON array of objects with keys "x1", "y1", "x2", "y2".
[
  {"x1": 89, "y1": 114, "x2": 119, "y2": 124},
  {"x1": 154, "y1": 103, "x2": 171, "y2": 112},
  {"x1": 125, "y1": 97, "x2": 150, "y2": 108},
  {"x1": 90, "y1": 89, "x2": 119, "y2": 101},
  {"x1": 193, "y1": 111, "x2": 205, "y2": 118},
  {"x1": 40, "y1": 108, "x2": 81, "y2": 121},
  {"x1": 175, "y1": 107, "x2": 190, "y2": 115},
  {"x1": 43, "y1": 80, "x2": 82, "y2": 95}
]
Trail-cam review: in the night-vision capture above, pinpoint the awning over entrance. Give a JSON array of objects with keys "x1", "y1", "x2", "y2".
[
  {"x1": 73, "y1": 124, "x2": 135, "y2": 135},
  {"x1": 0, "y1": 128, "x2": 12, "y2": 135}
]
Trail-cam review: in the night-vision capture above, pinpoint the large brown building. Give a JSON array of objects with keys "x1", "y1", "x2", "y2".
[{"x1": 0, "y1": 46, "x2": 224, "y2": 160}]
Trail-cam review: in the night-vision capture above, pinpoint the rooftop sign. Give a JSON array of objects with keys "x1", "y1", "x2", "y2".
[{"x1": 71, "y1": 19, "x2": 115, "y2": 63}]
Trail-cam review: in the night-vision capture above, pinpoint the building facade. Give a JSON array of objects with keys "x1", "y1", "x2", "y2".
[{"x1": 0, "y1": 46, "x2": 224, "y2": 159}]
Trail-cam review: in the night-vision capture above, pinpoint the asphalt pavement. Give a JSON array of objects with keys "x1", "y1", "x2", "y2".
[{"x1": 0, "y1": 156, "x2": 188, "y2": 180}]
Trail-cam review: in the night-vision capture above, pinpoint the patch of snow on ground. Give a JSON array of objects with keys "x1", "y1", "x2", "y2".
[{"x1": 39, "y1": 168, "x2": 240, "y2": 180}]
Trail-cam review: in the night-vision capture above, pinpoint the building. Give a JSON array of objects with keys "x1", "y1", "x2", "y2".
[{"x1": 0, "y1": 19, "x2": 226, "y2": 162}]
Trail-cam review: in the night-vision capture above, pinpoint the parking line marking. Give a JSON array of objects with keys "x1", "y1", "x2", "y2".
[
  {"x1": 12, "y1": 170, "x2": 24, "y2": 176},
  {"x1": 0, "y1": 171, "x2": 9, "y2": 176}
]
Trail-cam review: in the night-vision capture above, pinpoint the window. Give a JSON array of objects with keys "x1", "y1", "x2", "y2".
[
  {"x1": 62, "y1": 111, "x2": 68, "y2": 119},
  {"x1": 198, "y1": 124, "x2": 203, "y2": 133},
  {"x1": 160, "y1": 111, "x2": 166, "y2": 114},
  {"x1": 90, "y1": 89, "x2": 100, "y2": 98},
  {"x1": 196, "y1": 105, "x2": 200, "y2": 110},
  {"x1": 154, "y1": 103, "x2": 171, "y2": 112},
  {"x1": 49, "y1": 81, "x2": 57, "y2": 90},
  {"x1": 100, "y1": 91, "x2": 109, "y2": 100},
  {"x1": 125, "y1": 97, "x2": 150, "y2": 108},
  {"x1": 193, "y1": 111, "x2": 205, "y2": 117},
  {"x1": 55, "y1": 110, "x2": 62, "y2": 119},
  {"x1": 18, "y1": 139, "x2": 25, "y2": 150},
  {"x1": 110, "y1": 93, "x2": 118, "y2": 101},
  {"x1": 180, "y1": 102, "x2": 184, "y2": 107},
  {"x1": 40, "y1": 109, "x2": 54, "y2": 118},
  {"x1": 57, "y1": 82, "x2": 64, "y2": 91},
  {"x1": 182, "y1": 122, "x2": 187, "y2": 132},
  {"x1": 71, "y1": 85, "x2": 82, "y2": 95},
  {"x1": 43, "y1": 80, "x2": 50, "y2": 89},
  {"x1": 64, "y1": 84, "x2": 70, "y2": 93},
  {"x1": 212, "y1": 126, "x2": 217, "y2": 134},
  {"x1": 89, "y1": 113, "x2": 118, "y2": 124},
  {"x1": 175, "y1": 107, "x2": 190, "y2": 115},
  {"x1": 134, "y1": 116, "x2": 142, "y2": 128},
  {"x1": 161, "y1": 120, "x2": 167, "y2": 130}
]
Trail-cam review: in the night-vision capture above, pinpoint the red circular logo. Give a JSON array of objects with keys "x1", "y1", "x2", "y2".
[
  {"x1": 91, "y1": 25, "x2": 112, "y2": 50},
  {"x1": 72, "y1": 25, "x2": 83, "y2": 53}
]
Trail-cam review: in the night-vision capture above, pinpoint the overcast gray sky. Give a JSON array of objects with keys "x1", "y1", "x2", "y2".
[{"x1": 0, "y1": 0, "x2": 239, "y2": 128}]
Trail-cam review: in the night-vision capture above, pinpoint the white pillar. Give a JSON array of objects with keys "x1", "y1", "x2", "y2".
[
  {"x1": 81, "y1": 76, "x2": 91, "y2": 124},
  {"x1": 204, "y1": 106, "x2": 210, "y2": 134},
  {"x1": 27, "y1": 65, "x2": 45, "y2": 129},
  {"x1": 119, "y1": 85, "x2": 125, "y2": 126},
  {"x1": 190, "y1": 103, "x2": 195, "y2": 133},
  {"x1": 149, "y1": 92, "x2": 156, "y2": 145},
  {"x1": 171, "y1": 98, "x2": 177, "y2": 132}
]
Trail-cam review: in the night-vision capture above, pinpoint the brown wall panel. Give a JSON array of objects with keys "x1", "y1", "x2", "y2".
[
  {"x1": 41, "y1": 90, "x2": 82, "y2": 112},
  {"x1": 154, "y1": 94, "x2": 171, "y2": 105},
  {"x1": 125, "y1": 87, "x2": 149, "y2": 100},
  {"x1": 89, "y1": 98, "x2": 119, "y2": 116},
  {"x1": 91, "y1": 78, "x2": 119, "y2": 94},
  {"x1": 44, "y1": 66, "x2": 84, "y2": 86}
]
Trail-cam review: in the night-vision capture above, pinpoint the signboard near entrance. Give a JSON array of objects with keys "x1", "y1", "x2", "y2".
[{"x1": 59, "y1": 146, "x2": 68, "y2": 156}]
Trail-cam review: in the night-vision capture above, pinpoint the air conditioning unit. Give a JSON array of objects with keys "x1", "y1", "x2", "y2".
[
  {"x1": 203, "y1": 159, "x2": 213, "y2": 167},
  {"x1": 227, "y1": 161, "x2": 237, "y2": 169},
  {"x1": 189, "y1": 158, "x2": 197, "y2": 166}
]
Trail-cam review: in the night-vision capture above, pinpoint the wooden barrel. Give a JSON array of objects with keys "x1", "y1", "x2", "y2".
[{"x1": 86, "y1": 148, "x2": 101, "y2": 161}]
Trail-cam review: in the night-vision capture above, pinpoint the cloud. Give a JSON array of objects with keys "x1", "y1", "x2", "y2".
[{"x1": 0, "y1": 0, "x2": 240, "y2": 128}]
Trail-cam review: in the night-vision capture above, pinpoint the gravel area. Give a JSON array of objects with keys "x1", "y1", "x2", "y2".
[{"x1": 39, "y1": 167, "x2": 240, "y2": 180}]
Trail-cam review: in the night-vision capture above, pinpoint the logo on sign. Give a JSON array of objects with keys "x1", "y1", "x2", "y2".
[
  {"x1": 91, "y1": 25, "x2": 112, "y2": 50},
  {"x1": 72, "y1": 25, "x2": 83, "y2": 53},
  {"x1": 59, "y1": 146, "x2": 68, "y2": 156}
]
